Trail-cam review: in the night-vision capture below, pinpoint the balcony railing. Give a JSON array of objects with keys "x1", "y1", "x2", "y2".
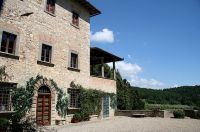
[{"x1": 90, "y1": 64, "x2": 115, "y2": 80}]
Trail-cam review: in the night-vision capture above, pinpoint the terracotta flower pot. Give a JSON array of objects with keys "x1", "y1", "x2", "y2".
[{"x1": 71, "y1": 118, "x2": 79, "y2": 123}]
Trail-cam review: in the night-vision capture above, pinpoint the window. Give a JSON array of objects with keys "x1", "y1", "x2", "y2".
[
  {"x1": 68, "y1": 88, "x2": 80, "y2": 108},
  {"x1": 72, "y1": 12, "x2": 79, "y2": 27},
  {"x1": 70, "y1": 52, "x2": 78, "y2": 69},
  {"x1": 46, "y1": 0, "x2": 55, "y2": 14},
  {"x1": 0, "y1": 83, "x2": 16, "y2": 112},
  {"x1": 0, "y1": 88, "x2": 11, "y2": 111},
  {"x1": 41, "y1": 44, "x2": 52, "y2": 63},
  {"x1": 0, "y1": 31, "x2": 17, "y2": 55}
]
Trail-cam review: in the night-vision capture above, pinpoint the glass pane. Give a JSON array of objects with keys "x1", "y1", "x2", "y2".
[
  {"x1": 1, "y1": 32, "x2": 8, "y2": 52},
  {"x1": 1, "y1": 32, "x2": 17, "y2": 54},
  {"x1": 71, "y1": 53, "x2": 78, "y2": 68},
  {"x1": 0, "y1": 88, "x2": 11, "y2": 111},
  {"x1": 8, "y1": 35, "x2": 15, "y2": 54},
  {"x1": 41, "y1": 44, "x2": 52, "y2": 62},
  {"x1": 38, "y1": 86, "x2": 51, "y2": 93},
  {"x1": 46, "y1": 0, "x2": 55, "y2": 14}
]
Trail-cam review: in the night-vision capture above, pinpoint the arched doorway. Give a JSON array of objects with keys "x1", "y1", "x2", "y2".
[{"x1": 36, "y1": 86, "x2": 51, "y2": 125}]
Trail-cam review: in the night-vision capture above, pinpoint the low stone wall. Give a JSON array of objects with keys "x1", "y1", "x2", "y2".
[{"x1": 115, "y1": 110, "x2": 164, "y2": 118}]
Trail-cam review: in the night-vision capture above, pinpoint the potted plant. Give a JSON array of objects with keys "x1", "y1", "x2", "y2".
[{"x1": 71, "y1": 113, "x2": 81, "y2": 123}]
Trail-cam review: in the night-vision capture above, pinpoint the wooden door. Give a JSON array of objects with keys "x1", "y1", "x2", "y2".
[{"x1": 36, "y1": 86, "x2": 51, "y2": 126}]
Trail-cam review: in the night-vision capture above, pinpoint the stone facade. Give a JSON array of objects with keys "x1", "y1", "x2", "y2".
[{"x1": 0, "y1": 0, "x2": 116, "y2": 125}]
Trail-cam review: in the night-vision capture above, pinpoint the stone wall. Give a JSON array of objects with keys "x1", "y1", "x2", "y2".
[
  {"x1": 0, "y1": 0, "x2": 116, "y2": 125},
  {"x1": 115, "y1": 110, "x2": 165, "y2": 118}
]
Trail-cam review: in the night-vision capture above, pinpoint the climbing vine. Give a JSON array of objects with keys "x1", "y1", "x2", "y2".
[
  {"x1": 71, "y1": 84, "x2": 116, "y2": 121},
  {"x1": 12, "y1": 75, "x2": 68, "y2": 120},
  {"x1": 50, "y1": 79, "x2": 68, "y2": 118}
]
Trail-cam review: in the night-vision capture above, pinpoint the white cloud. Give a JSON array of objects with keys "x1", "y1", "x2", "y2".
[
  {"x1": 90, "y1": 28, "x2": 114, "y2": 43},
  {"x1": 129, "y1": 77, "x2": 164, "y2": 89},
  {"x1": 112, "y1": 61, "x2": 164, "y2": 89},
  {"x1": 115, "y1": 62, "x2": 142, "y2": 78}
]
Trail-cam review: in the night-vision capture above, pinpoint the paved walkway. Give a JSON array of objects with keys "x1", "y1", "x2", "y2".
[{"x1": 44, "y1": 117, "x2": 200, "y2": 132}]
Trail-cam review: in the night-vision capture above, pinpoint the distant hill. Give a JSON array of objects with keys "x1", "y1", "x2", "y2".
[{"x1": 133, "y1": 86, "x2": 200, "y2": 106}]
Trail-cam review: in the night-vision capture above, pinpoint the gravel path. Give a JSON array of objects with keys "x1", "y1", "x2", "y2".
[{"x1": 50, "y1": 117, "x2": 200, "y2": 132}]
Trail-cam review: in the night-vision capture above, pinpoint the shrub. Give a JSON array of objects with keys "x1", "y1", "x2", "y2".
[
  {"x1": 196, "y1": 109, "x2": 200, "y2": 119},
  {"x1": 71, "y1": 113, "x2": 82, "y2": 123},
  {"x1": 0, "y1": 118, "x2": 10, "y2": 130},
  {"x1": 184, "y1": 109, "x2": 196, "y2": 118},
  {"x1": 173, "y1": 110, "x2": 185, "y2": 118}
]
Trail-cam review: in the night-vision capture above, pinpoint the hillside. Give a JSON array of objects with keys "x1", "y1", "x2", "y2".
[{"x1": 134, "y1": 86, "x2": 200, "y2": 106}]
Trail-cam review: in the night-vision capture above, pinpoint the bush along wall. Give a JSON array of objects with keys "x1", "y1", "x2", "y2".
[
  {"x1": 173, "y1": 110, "x2": 185, "y2": 118},
  {"x1": 71, "y1": 84, "x2": 116, "y2": 122}
]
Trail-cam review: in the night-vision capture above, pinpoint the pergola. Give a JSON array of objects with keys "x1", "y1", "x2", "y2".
[{"x1": 90, "y1": 47, "x2": 123, "y2": 80}]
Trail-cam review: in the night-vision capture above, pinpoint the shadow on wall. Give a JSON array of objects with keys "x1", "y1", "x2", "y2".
[{"x1": 0, "y1": 0, "x2": 5, "y2": 15}]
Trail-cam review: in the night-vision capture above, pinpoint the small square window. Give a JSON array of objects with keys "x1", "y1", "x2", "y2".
[
  {"x1": 0, "y1": 31, "x2": 17, "y2": 55},
  {"x1": 46, "y1": 0, "x2": 56, "y2": 14},
  {"x1": 41, "y1": 44, "x2": 52, "y2": 63},
  {"x1": 70, "y1": 52, "x2": 78, "y2": 69},
  {"x1": 72, "y1": 12, "x2": 79, "y2": 27}
]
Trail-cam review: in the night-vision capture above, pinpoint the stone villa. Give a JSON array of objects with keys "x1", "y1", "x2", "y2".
[{"x1": 0, "y1": 0, "x2": 123, "y2": 125}]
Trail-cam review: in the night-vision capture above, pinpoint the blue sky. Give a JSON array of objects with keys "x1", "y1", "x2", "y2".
[{"x1": 89, "y1": 0, "x2": 200, "y2": 89}]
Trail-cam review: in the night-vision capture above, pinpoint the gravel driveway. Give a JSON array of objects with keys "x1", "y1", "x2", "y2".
[{"x1": 47, "y1": 117, "x2": 200, "y2": 132}]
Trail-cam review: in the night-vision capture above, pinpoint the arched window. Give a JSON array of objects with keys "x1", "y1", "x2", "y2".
[{"x1": 38, "y1": 86, "x2": 51, "y2": 94}]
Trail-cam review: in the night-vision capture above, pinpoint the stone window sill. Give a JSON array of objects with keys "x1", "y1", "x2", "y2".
[
  {"x1": 68, "y1": 107, "x2": 80, "y2": 110},
  {"x1": 37, "y1": 60, "x2": 55, "y2": 67},
  {"x1": 0, "y1": 52, "x2": 19, "y2": 60},
  {"x1": 70, "y1": 23, "x2": 80, "y2": 29},
  {"x1": 44, "y1": 10, "x2": 56, "y2": 17},
  {"x1": 68, "y1": 67, "x2": 80, "y2": 72},
  {"x1": 0, "y1": 111, "x2": 15, "y2": 114}
]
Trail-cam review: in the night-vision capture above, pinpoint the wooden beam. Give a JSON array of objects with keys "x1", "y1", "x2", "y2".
[{"x1": 101, "y1": 57, "x2": 104, "y2": 78}]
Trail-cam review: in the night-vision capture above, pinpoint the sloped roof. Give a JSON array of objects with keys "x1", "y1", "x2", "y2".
[{"x1": 90, "y1": 47, "x2": 124, "y2": 64}]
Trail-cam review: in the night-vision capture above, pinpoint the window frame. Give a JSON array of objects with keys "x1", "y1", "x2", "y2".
[
  {"x1": 38, "y1": 43, "x2": 54, "y2": 67},
  {"x1": 0, "y1": 29, "x2": 20, "y2": 59},
  {"x1": 72, "y1": 11, "x2": 79, "y2": 27},
  {"x1": 44, "y1": 0, "x2": 56, "y2": 16},
  {"x1": 68, "y1": 50, "x2": 80, "y2": 72},
  {"x1": 67, "y1": 88, "x2": 80, "y2": 109},
  {"x1": 71, "y1": 11, "x2": 80, "y2": 28},
  {"x1": 0, "y1": 83, "x2": 17, "y2": 112}
]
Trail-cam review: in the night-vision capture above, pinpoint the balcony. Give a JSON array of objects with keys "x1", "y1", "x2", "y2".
[{"x1": 90, "y1": 47, "x2": 123, "y2": 93}]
